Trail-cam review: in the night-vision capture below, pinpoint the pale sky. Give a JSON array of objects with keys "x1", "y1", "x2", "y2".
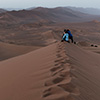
[{"x1": 0, "y1": 0, "x2": 100, "y2": 9}]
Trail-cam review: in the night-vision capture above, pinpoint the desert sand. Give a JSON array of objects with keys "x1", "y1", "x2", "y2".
[
  {"x1": 0, "y1": 42, "x2": 40, "y2": 61},
  {"x1": 65, "y1": 42, "x2": 100, "y2": 100},
  {"x1": 0, "y1": 41, "x2": 100, "y2": 100},
  {"x1": 0, "y1": 6, "x2": 100, "y2": 100}
]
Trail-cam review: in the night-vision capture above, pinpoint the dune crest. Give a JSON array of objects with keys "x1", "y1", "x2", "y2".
[
  {"x1": 0, "y1": 42, "x2": 79, "y2": 100},
  {"x1": 43, "y1": 42, "x2": 79, "y2": 100},
  {"x1": 0, "y1": 41, "x2": 100, "y2": 100}
]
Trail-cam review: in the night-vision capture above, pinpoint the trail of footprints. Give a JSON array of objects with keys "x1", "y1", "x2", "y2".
[{"x1": 43, "y1": 43, "x2": 79, "y2": 100}]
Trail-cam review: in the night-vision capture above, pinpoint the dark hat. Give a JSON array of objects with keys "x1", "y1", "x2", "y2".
[{"x1": 64, "y1": 29, "x2": 67, "y2": 32}]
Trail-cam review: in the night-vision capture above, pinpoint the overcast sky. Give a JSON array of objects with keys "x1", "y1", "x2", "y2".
[{"x1": 0, "y1": 0, "x2": 100, "y2": 9}]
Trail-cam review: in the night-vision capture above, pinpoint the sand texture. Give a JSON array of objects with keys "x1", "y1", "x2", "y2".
[{"x1": 0, "y1": 42, "x2": 100, "y2": 100}]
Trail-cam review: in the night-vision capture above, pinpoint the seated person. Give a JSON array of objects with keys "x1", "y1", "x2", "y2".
[{"x1": 61, "y1": 29, "x2": 69, "y2": 42}]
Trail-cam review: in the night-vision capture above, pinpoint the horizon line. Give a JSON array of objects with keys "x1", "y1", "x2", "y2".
[{"x1": 1, "y1": 6, "x2": 100, "y2": 10}]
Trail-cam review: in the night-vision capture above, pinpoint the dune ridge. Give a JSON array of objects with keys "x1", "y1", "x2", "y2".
[
  {"x1": 0, "y1": 42, "x2": 79, "y2": 100},
  {"x1": 43, "y1": 42, "x2": 79, "y2": 100},
  {"x1": 0, "y1": 41, "x2": 100, "y2": 100}
]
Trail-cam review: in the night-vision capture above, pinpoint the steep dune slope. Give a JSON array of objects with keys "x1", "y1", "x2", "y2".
[{"x1": 65, "y1": 43, "x2": 100, "y2": 100}]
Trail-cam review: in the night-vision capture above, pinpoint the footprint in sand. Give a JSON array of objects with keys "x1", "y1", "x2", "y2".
[
  {"x1": 52, "y1": 77, "x2": 64, "y2": 84},
  {"x1": 45, "y1": 76, "x2": 64, "y2": 86},
  {"x1": 50, "y1": 66, "x2": 63, "y2": 72},
  {"x1": 43, "y1": 86, "x2": 75, "y2": 100},
  {"x1": 43, "y1": 88, "x2": 52, "y2": 97},
  {"x1": 45, "y1": 70, "x2": 70, "y2": 87},
  {"x1": 54, "y1": 63, "x2": 64, "y2": 66},
  {"x1": 55, "y1": 59, "x2": 68, "y2": 64},
  {"x1": 52, "y1": 68, "x2": 64, "y2": 76},
  {"x1": 43, "y1": 86, "x2": 65, "y2": 98},
  {"x1": 56, "y1": 54, "x2": 62, "y2": 58},
  {"x1": 58, "y1": 83, "x2": 79, "y2": 95},
  {"x1": 54, "y1": 59, "x2": 65, "y2": 63},
  {"x1": 56, "y1": 50, "x2": 61, "y2": 53},
  {"x1": 59, "y1": 71, "x2": 70, "y2": 78},
  {"x1": 54, "y1": 60, "x2": 69, "y2": 68},
  {"x1": 50, "y1": 64, "x2": 65, "y2": 76}
]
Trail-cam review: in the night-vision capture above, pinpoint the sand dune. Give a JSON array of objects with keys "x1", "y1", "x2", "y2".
[
  {"x1": 0, "y1": 42, "x2": 74, "y2": 100},
  {"x1": 0, "y1": 42, "x2": 100, "y2": 100},
  {"x1": 0, "y1": 6, "x2": 100, "y2": 100},
  {"x1": 65, "y1": 43, "x2": 100, "y2": 100},
  {"x1": 0, "y1": 42, "x2": 40, "y2": 61}
]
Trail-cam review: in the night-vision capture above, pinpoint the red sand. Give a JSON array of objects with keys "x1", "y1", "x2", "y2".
[
  {"x1": 65, "y1": 43, "x2": 100, "y2": 100},
  {"x1": 0, "y1": 42, "x2": 40, "y2": 61},
  {"x1": 0, "y1": 42, "x2": 100, "y2": 100}
]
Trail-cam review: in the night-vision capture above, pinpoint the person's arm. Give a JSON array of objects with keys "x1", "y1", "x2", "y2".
[
  {"x1": 62, "y1": 34, "x2": 66, "y2": 40},
  {"x1": 62, "y1": 33, "x2": 64, "y2": 37},
  {"x1": 61, "y1": 34, "x2": 65, "y2": 42}
]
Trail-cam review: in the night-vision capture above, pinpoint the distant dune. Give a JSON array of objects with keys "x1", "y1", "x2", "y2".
[
  {"x1": 68, "y1": 6, "x2": 100, "y2": 15},
  {"x1": 0, "y1": 9, "x2": 7, "y2": 13},
  {"x1": 0, "y1": 42, "x2": 40, "y2": 61},
  {"x1": 0, "y1": 7, "x2": 100, "y2": 46},
  {"x1": 0, "y1": 7, "x2": 100, "y2": 25}
]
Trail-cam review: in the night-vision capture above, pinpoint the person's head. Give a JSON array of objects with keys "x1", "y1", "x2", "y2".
[
  {"x1": 67, "y1": 29, "x2": 70, "y2": 31},
  {"x1": 64, "y1": 29, "x2": 67, "y2": 33}
]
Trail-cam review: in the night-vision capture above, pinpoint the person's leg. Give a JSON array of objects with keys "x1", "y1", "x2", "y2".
[
  {"x1": 61, "y1": 40, "x2": 64, "y2": 42},
  {"x1": 70, "y1": 36, "x2": 73, "y2": 43},
  {"x1": 65, "y1": 41, "x2": 70, "y2": 43},
  {"x1": 67, "y1": 41, "x2": 70, "y2": 43}
]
